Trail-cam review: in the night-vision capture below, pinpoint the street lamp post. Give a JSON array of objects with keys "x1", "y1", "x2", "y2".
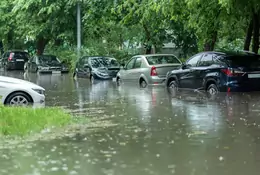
[{"x1": 77, "y1": 1, "x2": 81, "y2": 59}]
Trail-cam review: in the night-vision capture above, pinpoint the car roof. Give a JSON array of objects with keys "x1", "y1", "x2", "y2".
[
  {"x1": 134, "y1": 54, "x2": 177, "y2": 57},
  {"x1": 81, "y1": 56, "x2": 116, "y2": 59},
  {"x1": 199, "y1": 51, "x2": 259, "y2": 57}
]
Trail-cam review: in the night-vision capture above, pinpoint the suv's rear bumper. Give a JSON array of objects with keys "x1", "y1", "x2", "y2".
[
  {"x1": 220, "y1": 82, "x2": 260, "y2": 92},
  {"x1": 6, "y1": 61, "x2": 25, "y2": 70}
]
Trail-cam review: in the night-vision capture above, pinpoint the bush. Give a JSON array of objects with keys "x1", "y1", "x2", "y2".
[{"x1": 0, "y1": 106, "x2": 71, "y2": 136}]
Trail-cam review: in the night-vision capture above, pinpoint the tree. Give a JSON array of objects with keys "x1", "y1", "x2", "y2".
[
  {"x1": 219, "y1": 0, "x2": 260, "y2": 53},
  {"x1": 11, "y1": 0, "x2": 78, "y2": 54}
]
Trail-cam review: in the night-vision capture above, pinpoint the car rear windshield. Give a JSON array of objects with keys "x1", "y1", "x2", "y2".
[
  {"x1": 225, "y1": 55, "x2": 260, "y2": 69},
  {"x1": 13, "y1": 52, "x2": 29, "y2": 59},
  {"x1": 90, "y1": 57, "x2": 119, "y2": 68},
  {"x1": 146, "y1": 55, "x2": 180, "y2": 65},
  {"x1": 39, "y1": 55, "x2": 60, "y2": 64}
]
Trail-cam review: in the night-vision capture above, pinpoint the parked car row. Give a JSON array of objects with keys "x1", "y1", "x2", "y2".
[
  {"x1": 73, "y1": 51, "x2": 260, "y2": 96},
  {"x1": 1, "y1": 49, "x2": 259, "y2": 107},
  {"x1": 0, "y1": 50, "x2": 69, "y2": 74}
]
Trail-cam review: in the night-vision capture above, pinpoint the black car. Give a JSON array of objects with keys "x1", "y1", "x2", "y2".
[
  {"x1": 24, "y1": 54, "x2": 69, "y2": 74},
  {"x1": 73, "y1": 56, "x2": 120, "y2": 82},
  {"x1": 1, "y1": 50, "x2": 29, "y2": 70},
  {"x1": 166, "y1": 51, "x2": 260, "y2": 94}
]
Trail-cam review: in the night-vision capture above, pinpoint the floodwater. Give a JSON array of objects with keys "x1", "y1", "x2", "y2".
[{"x1": 1, "y1": 71, "x2": 260, "y2": 175}]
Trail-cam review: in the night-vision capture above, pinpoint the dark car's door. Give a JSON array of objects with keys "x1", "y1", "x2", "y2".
[
  {"x1": 178, "y1": 54, "x2": 203, "y2": 89},
  {"x1": 192, "y1": 53, "x2": 215, "y2": 89}
]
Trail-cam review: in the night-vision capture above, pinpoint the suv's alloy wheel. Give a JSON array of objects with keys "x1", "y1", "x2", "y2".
[{"x1": 207, "y1": 84, "x2": 219, "y2": 95}]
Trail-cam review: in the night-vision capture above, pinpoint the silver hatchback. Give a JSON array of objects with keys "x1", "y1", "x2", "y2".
[{"x1": 116, "y1": 54, "x2": 182, "y2": 87}]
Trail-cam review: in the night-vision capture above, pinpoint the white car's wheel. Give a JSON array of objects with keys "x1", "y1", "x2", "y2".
[{"x1": 5, "y1": 92, "x2": 32, "y2": 106}]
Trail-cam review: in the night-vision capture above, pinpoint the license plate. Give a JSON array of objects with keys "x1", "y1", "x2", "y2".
[
  {"x1": 112, "y1": 78, "x2": 116, "y2": 82},
  {"x1": 52, "y1": 71, "x2": 61, "y2": 74},
  {"x1": 16, "y1": 59, "x2": 24, "y2": 61},
  {"x1": 248, "y1": 74, "x2": 260, "y2": 78}
]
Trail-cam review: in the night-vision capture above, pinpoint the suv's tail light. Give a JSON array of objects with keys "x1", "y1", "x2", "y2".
[
  {"x1": 8, "y1": 53, "x2": 14, "y2": 61},
  {"x1": 150, "y1": 66, "x2": 158, "y2": 76},
  {"x1": 221, "y1": 68, "x2": 245, "y2": 76}
]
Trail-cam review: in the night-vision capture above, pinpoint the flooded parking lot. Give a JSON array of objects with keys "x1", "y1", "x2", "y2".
[{"x1": 1, "y1": 71, "x2": 260, "y2": 175}]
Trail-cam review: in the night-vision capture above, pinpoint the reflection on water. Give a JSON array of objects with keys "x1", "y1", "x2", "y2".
[{"x1": 1, "y1": 71, "x2": 260, "y2": 174}]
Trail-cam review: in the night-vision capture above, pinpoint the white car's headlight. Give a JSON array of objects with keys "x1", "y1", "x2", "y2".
[{"x1": 33, "y1": 88, "x2": 45, "y2": 95}]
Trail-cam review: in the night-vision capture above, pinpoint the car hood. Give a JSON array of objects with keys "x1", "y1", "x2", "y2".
[{"x1": 0, "y1": 76, "x2": 45, "y2": 90}]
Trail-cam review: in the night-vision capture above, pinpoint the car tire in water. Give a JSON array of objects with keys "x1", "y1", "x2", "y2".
[
  {"x1": 167, "y1": 80, "x2": 178, "y2": 97},
  {"x1": 140, "y1": 79, "x2": 147, "y2": 88},
  {"x1": 24, "y1": 62, "x2": 28, "y2": 71},
  {"x1": 207, "y1": 84, "x2": 219, "y2": 96},
  {"x1": 73, "y1": 72, "x2": 77, "y2": 79},
  {"x1": 4, "y1": 63, "x2": 10, "y2": 71},
  {"x1": 90, "y1": 75, "x2": 94, "y2": 84},
  {"x1": 116, "y1": 77, "x2": 121, "y2": 86},
  {"x1": 5, "y1": 92, "x2": 33, "y2": 106}
]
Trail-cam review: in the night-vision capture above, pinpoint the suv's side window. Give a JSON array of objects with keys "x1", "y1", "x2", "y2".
[
  {"x1": 133, "y1": 57, "x2": 142, "y2": 69},
  {"x1": 197, "y1": 54, "x2": 213, "y2": 67},
  {"x1": 186, "y1": 54, "x2": 202, "y2": 67},
  {"x1": 126, "y1": 57, "x2": 136, "y2": 70}
]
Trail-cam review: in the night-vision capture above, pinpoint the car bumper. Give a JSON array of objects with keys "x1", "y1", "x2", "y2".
[
  {"x1": 220, "y1": 82, "x2": 260, "y2": 92},
  {"x1": 32, "y1": 93, "x2": 45, "y2": 104},
  {"x1": 148, "y1": 76, "x2": 166, "y2": 86},
  {"x1": 93, "y1": 74, "x2": 115, "y2": 80},
  {"x1": 38, "y1": 70, "x2": 69, "y2": 74},
  {"x1": 7, "y1": 62, "x2": 25, "y2": 70}
]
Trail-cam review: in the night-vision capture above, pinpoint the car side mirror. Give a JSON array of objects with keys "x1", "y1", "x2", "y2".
[{"x1": 181, "y1": 63, "x2": 187, "y2": 69}]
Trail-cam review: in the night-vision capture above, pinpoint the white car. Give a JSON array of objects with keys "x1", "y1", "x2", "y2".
[{"x1": 0, "y1": 76, "x2": 45, "y2": 106}]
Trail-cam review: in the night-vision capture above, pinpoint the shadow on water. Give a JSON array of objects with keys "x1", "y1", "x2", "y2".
[{"x1": 1, "y1": 70, "x2": 260, "y2": 174}]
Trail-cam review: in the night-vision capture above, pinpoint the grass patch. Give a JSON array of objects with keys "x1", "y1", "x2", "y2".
[{"x1": 0, "y1": 106, "x2": 71, "y2": 136}]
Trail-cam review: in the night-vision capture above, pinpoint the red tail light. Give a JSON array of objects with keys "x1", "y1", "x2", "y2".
[
  {"x1": 8, "y1": 53, "x2": 14, "y2": 61},
  {"x1": 150, "y1": 66, "x2": 158, "y2": 76},
  {"x1": 221, "y1": 68, "x2": 244, "y2": 76}
]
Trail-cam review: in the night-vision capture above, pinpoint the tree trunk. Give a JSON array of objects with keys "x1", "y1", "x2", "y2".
[
  {"x1": 210, "y1": 31, "x2": 218, "y2": 51},
  {"x1": 204, "y1": 42, "x2": 211, "y2": 51},
  {"x1": 204, "y1": 31, "x2": 217, "y2": 51},
  {"x1": 0, "y1": 40, "x2": 3, "y2": 55},
  {"x1": 143, "y1": 24, "x2": 152, "y2": 54},
  {"x1": 244, "y1": 17, "x2": 253, "y2": 51},
  {"x1": 7, "y1": 31, "x2": 13, "y2": 50},
  {"x1": 252, "y1": 12, "x2": 260, "y2": 53},
  {"x1": 145, "y1": 45, "x2": 152, "y2": 54},
  {"x1": 54, "y1": 39, "x2": 63, "y2": 46},
  {"x1": 36, "y1": 37, "x2": 49, "y2": 55}
]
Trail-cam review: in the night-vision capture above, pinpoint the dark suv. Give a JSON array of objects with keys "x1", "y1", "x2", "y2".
[
  {"x1": 1, "y1": 50, "x2": 29, "y2": 70},
  {"x1": 166, "y1": 51, "x2": 260, "y2": 94}
]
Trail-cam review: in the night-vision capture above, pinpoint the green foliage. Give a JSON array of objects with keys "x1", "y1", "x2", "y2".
[
  {"x1": 0, "y1": 106, "x2": 71, "y2": 136},
  {"x1": 0, "y1": 0, "x2": 259, "y2": 60}
]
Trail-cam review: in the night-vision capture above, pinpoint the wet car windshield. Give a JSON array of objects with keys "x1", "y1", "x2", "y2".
[
  {"x1": 90, "y1": 57, "x2": 119, "y2": 68},
  {"x1": 39, "y1": 55, "x2": 60, "y2": 64},
  {"x1": 146, "y1": 55, "x2": 180, "y2": 65}
]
